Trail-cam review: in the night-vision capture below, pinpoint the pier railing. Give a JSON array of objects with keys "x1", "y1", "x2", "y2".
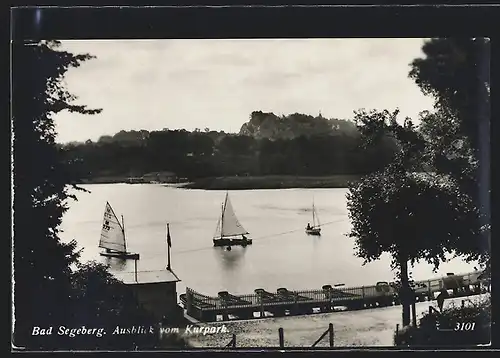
[{"x1": 182, "y1": 271, "x2": 484, "y2": 322}]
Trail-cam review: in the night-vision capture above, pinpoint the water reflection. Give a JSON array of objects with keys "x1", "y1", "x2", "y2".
[
  {"x1": 213, "y1": 246, "x2": 246, "y2": 271},
  {"x1": 312, "y1": 234, "x2": 321, "y2": 248},
  {"x1": 60, "y1": 185, "x2": 478, "y2": 293}
]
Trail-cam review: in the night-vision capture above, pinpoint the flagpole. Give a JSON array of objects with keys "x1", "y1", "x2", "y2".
[{"x1": 167, "y1": 223, "x2": 171, "y2": 271}]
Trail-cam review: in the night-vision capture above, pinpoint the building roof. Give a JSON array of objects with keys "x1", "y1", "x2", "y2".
[{"x1": 114, "y1": 268, "x2": 181, "y2": 285}]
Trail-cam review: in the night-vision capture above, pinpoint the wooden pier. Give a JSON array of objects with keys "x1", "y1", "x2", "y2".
[{"x1": 179, "y1": 271, "x2": 488, "y2": 322}]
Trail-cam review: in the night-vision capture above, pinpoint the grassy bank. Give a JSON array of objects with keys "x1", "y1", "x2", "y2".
[
  {"x1": 79, "y1": 174, "x2": 362, "y2": 189},
  {"x1": 80, "y1": 175, "x2": 182, "y2": 185},
  {"x1": 80, "y1": 175, "x2": 131, "y2": 184},
  {"x1": 182, "y1": 175, "x2": 361, "y2": 190}
]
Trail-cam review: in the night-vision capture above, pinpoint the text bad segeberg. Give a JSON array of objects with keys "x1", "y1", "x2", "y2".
[{"x1": 32, "y1": 326, "x2": 107, "y2": 338}]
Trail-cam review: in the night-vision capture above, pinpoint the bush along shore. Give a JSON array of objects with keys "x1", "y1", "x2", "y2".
[
  {"x1": 394, "y1": 294, "x2": 491, "y2": 347},
  {"x1": 179, "y1": 175, "x2": 361, "y2": 190}
]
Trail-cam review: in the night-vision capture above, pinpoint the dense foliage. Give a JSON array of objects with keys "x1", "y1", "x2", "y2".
[
  {"x1": 13, "y1": 39, "x2": 100, "y2": 349},
  {"x1": 61, "y1": 123, "x2": 398, "y2": 181},
  {"x1": 394, "y1": 295, "x2": 491, "y2": 346},
  {"x1": 240, "y1": 110, "x2": 359, "y2": 139},
  {"x1": 12, "y1": 40, "x2": 184, "y2": 350},
  {"x1": 409, "y1": 38, "x2": 490, "y2": 264},
  {"x1": 347, "y1": 166, "x2": 482, "y2": 272},
  {"x1": 346, "y1": 38, "x2": 490, "y2": 328},
  {"x1": 409, "y1": 38, "x2": 490, "y2": 156}
]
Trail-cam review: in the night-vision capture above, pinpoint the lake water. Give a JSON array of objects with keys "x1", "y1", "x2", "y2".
[{"x1": 59, "y1": 184, "x2": 477, "y2": 297}]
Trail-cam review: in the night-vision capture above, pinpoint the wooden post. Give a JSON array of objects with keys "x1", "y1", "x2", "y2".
[
  {"x1": 329, "y1": 323, "x2": 334, "y2": 347},
  {"x1": 186, "y1": 288, "x2": 193, "y2": 316},
  {"x1": 396, "y1": 324, "x2": 399, "y2": 337},
  {"x1": 462, "y1": 300, "x2": 465, "y2": 309},
  {"x1": 258, "y1": 292, "x2": 264, "y2": 318},
  {"x1": 428, "y1": 280, "x2": 432, "y2": 300},
  {"x1": 411, "y1": 302, "x2": 417, "y2": 327},
  {"x1": 278, "y1": 327, "x2": 284, "y2": 348},
  {"x1": 222, "y1": 302, "x2": 229, "y2": 321},
  {"x1": 232, "y1": 334, "x2": 236, "y2": 348},
  {"x1": 400, "y1": 258, "x2": 411, "y2": 327}
]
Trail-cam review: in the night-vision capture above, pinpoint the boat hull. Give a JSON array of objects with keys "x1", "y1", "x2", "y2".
[
  {"x1": 306, "y1": 228, "x2": 321, "y2": 236},
  {"x1": 100, "y1": 251, "x2": 140, "y2": 260},
  {"x1": 213, "y1": 237, "x2": 253, "y2": 247}
]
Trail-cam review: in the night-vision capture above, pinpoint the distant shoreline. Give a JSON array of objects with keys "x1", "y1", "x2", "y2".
[
  {"x1": 183, "y1": 175, "x2": 361, "y2": 190},
  {"x1": 80, "y1": 175, "x2": 361, "y2": 190}
]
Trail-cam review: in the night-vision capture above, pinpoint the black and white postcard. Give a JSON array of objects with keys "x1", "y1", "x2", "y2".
[{"x1": 11, "y1": 5, "x2": 493, "y2": 352}]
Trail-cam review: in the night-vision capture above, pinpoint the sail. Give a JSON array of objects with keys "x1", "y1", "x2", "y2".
[
  {"x1": 99, "y1": 202, "x2": 126, "y2": 252},
  {"x1": 312, "y1": 202, "x2": 321, "y2": 228},
  {"x1": 213, "y1": 193, "x2": 249, "y2": 238},
  {"x1": 213, "y1": 216, "x2": 222, "y2": 238},
  {"x1": 315, "y1": 205, "x2": 321, "y2": 227}
]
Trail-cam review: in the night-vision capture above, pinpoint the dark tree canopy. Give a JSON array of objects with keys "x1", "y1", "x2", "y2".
[
  {"x1": 346, "y1": 106, "x2": 488, "y2": 327},
  {"x1": 61, "y1": 125, "x2": 398, "y2": 181},
  {"x1": 12, "y1": 41, "x2": 166, "y2": 350},
  {"x1": 12, "y1": 40, "x2": 101, "y2": 348},
  {"x1": 347, "y1": 109, "x2": 485, "y2": 273},
  {"x1": 347, "y1": 168, "x2": 483, "y2": 272},
  {"x1": 348, "y1": 37, "x2": 491, "y2": 276},
  {"x1": 409, "y1": 38, "x2": 490, "y2": 155},
  {"x1": 409, "y1": 37, "x2": 490, "y2": 264}
]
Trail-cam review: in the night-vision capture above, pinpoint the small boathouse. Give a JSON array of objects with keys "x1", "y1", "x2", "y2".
[
  {"x1": 115, "y1": 268, "x2": 183, "y2": 324},
  {"x1": 112, "y1": 223, "x2": 184, "y2": 324}
]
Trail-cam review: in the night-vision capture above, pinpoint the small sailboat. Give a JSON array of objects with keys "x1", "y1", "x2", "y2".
[
  {"x1": 99, "y1": 202, "x2": 140, "y2": 260},
  {"x1": 213, "y1": 192, "x2": 252, "y2": 247},
  {"x1": 305, "y1": 199, "x2": 321, "y2": 236}
]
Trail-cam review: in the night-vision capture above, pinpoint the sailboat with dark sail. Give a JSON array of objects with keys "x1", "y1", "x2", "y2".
[
  {"x1": 99, "y1": 202, "x2": 140, "y2": 259},
  {"x1": 305, "y1": 199, "x2": 321, "y2": 236},
  {"x1": 213, "y1": 192, "x2": 252, "y2": 247}
]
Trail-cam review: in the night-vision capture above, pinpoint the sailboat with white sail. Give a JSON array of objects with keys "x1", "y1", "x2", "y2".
[
  {"x1": 99, "y1": 201, "x2": 140, "y2": 259},
  {"x1": 305, "y1": 199, "x2": 321, "y2": 236},
  {"x1": 213, "y1": 192, "x2": 252, "y2": 247}
]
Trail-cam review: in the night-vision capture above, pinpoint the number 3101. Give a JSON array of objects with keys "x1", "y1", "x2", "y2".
[{"x1": 455, "y1": 322, "x2": 476, "y2": 331}]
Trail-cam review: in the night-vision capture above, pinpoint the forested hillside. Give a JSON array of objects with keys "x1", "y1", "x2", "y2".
[
  {"x1": 61, "y1": 112, "x2": 399, "y2": 183},
  {"x1": 239, "y1": 111, "x2": 358, "y2": 139}
]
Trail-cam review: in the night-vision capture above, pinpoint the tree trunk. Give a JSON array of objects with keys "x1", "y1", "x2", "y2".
[
  {"x1": 399, "y1": 255, "x2": 412, "y2": 327},
  {"x1": 476, "y1": 37, "x2": 491, "y2": 262}
]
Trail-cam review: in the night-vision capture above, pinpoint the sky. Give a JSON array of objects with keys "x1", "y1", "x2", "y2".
[{"x1": 54, "y1": 38, "x2": 435, "y2": 143}]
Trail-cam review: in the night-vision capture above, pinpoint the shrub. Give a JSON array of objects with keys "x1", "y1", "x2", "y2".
[{"x1": 394, "y1": 295, "x2": 491, "y2": 347}]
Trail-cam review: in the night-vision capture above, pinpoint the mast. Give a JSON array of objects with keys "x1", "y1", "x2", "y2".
[
  {"x1": 166, "y1": 223, "x2": 171, "y2": 270},
  {"x1": 314, "y1": 201, "x2": 321, "y2": 228},
  {"x1": 121, "y1": 214, "x2": 127, "y2": 253},
  {"x1": 220, "y1": 192, "x2": 227, "y2": 239},
  {"x1": 312, "y1": 202, "x2": 316, "y2": 227},
  {"x1": 220, "y1": 203, "x2": 223, "y2": 239}
]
